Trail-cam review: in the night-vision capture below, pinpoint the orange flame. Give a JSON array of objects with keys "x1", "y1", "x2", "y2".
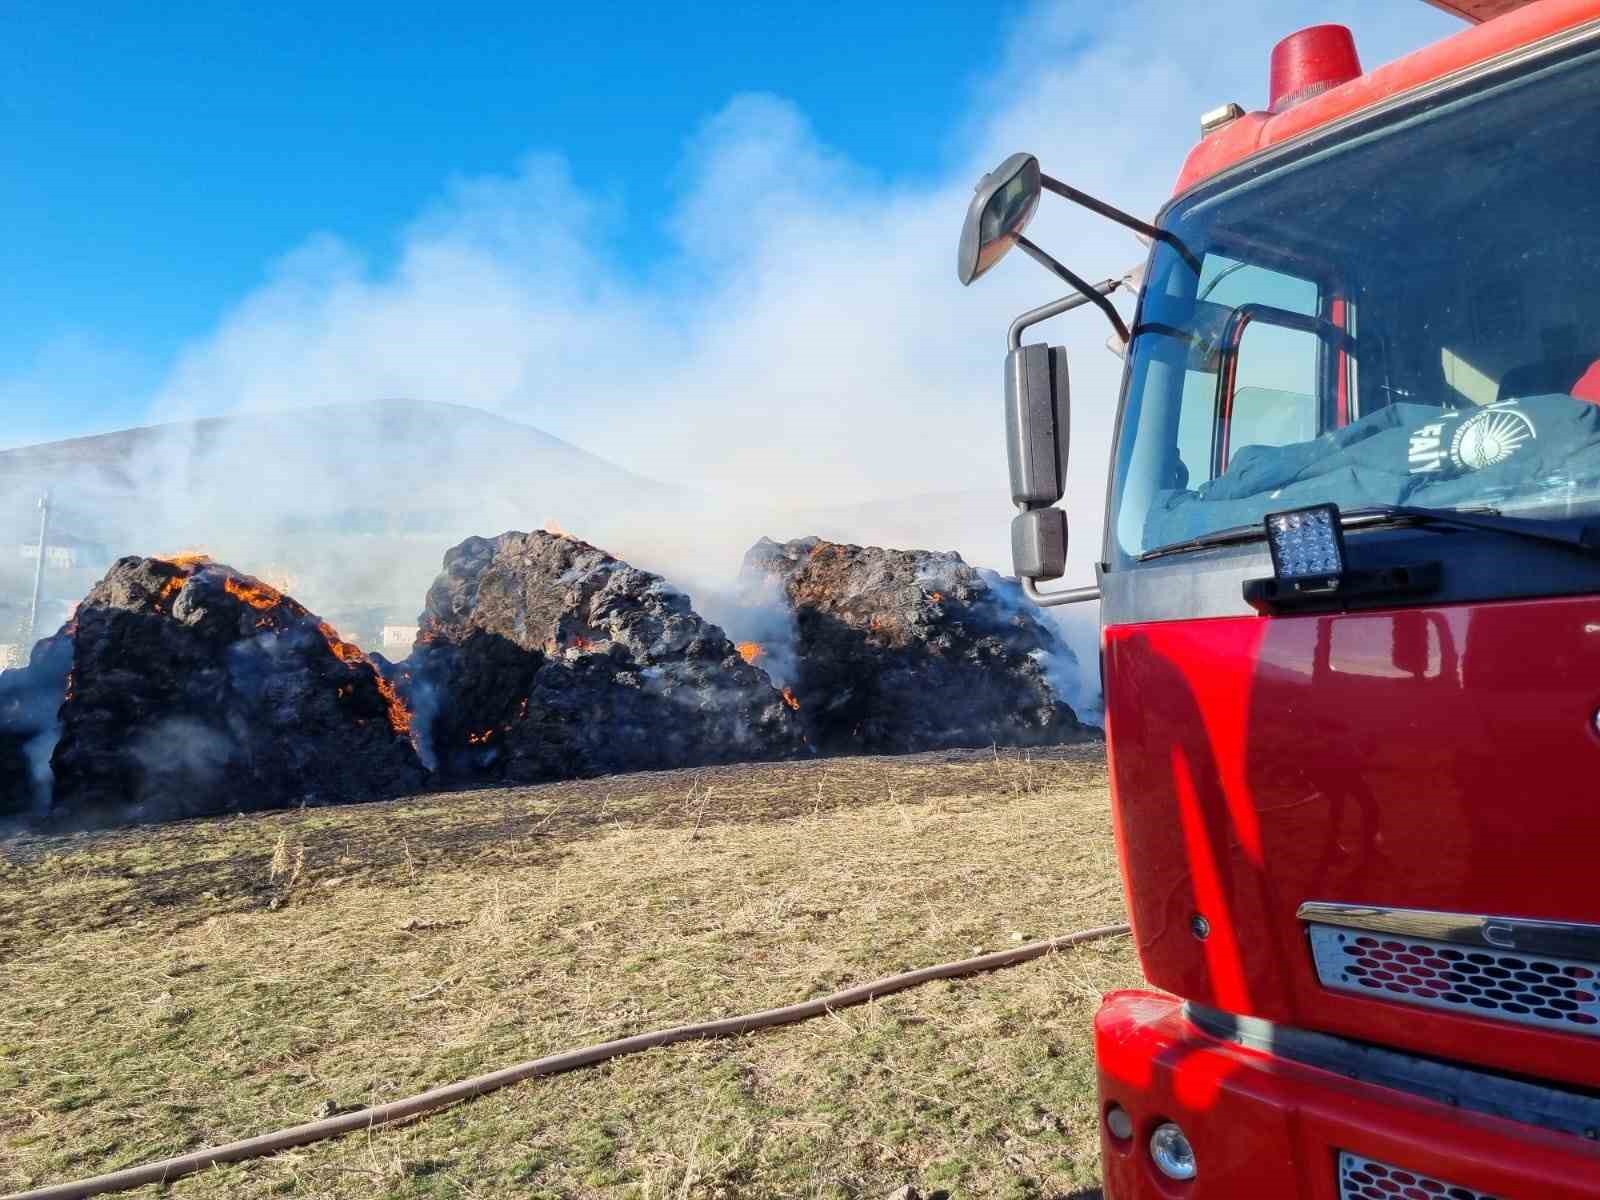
[
  {"x1": 736, "y1": 641, "x2": 763, "y2": 665},
  {"x1": 374, "y1": 674, "x2": 411, "y2": 736},
  {"x1": 314, "y1": 619, "x2": 411, "y2": 737},
  {"x1": 781, "y1": 687, "x2": 800, "y2": 711},
  {"x1": 225, "y1": 576, "x2": 284, "y2": 611},
  {"x1": 929, "y1": 592, "x2": 944, "y2": 603},
  {"x1": 467, "y1": 728, "x2": 495, "y2": 746},
  {"x1": 332, "y1": 645, "x2": 366, "y2": 668},
  {"x1": 144, "y1": 558, "x2": 415, "y2": 742}
]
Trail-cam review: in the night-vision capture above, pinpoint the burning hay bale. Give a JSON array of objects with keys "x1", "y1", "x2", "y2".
[
  {"x1": 738, "y1": 536, "x2": 1084, "y2": 754},
  {"x1": 398, "y1": 530, "x2": 805, "y2": 781},
  {"x1": 37, "y1": 555, "x2": 425, "y2": 824}
]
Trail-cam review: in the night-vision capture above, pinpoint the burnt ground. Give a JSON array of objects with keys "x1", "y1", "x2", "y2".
[{"x1": 0, "y1": 743, "x2": 1103, "y2": 957}]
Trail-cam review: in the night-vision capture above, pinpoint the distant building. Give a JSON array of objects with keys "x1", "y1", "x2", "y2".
[
  {"x1": 0, "y1": 643, "x2": 20, "y2": 670},
  {"x1": 18, "y1": 532, "x2": 109, "y2": 570},
  {"x1": 382, "y1": 624, "x2": 419, "y2": 652},
  {"x1": 19, "y1": 543, "x2": 76, "y2": 569}
]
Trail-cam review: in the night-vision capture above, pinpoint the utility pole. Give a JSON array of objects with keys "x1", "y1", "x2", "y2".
[{"x1": 26, "y1": 491, "x2": 50, "y2": 647}]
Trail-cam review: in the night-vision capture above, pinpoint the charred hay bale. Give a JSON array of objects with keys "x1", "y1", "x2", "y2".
[
  {"x1": 404, "y1": 531, "x2": 804, "y2": 781},
  {"x1": 46, "y1": 556, "x2": 425, "y2": 825},
  {"x1": 739, "y1": 536, "x2": 1082, "y2": 754},
  {"x1": 0, "y1": 634, "x2": 72, "y2": 817}
]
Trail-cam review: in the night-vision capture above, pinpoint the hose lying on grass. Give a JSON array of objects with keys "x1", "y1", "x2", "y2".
[{"x1": 8, "y1": 921, "x2": 1131, "y2": 1200}]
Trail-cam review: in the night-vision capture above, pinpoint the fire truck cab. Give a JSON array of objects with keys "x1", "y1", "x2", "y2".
[{"x1": 962, "y1": 1, "x2": 1600, "y2": 1195}]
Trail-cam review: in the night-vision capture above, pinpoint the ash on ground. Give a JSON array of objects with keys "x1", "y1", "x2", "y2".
[
  {"x1": 392, "y1": 530, "x2": 805, "y2": 782},
  {"x1": 738, "y1": 536, "x2": 1084, "y2": 754}
]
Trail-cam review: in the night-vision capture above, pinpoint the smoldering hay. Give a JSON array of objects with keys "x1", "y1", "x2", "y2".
[
  {"x1": 738, "y1": 536, "x2": 1083, "y2": 754},
  {"x1": 389, "y1": 529, "x2": 807, "y2": 782},
  {"x1": 2, "y1": 555, "x2": 426, "y2": 825},
  {"x1": 1, "y1": 529, "x2": 1092, "y2": 827}
]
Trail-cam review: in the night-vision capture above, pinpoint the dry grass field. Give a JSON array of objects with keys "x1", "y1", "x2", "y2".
[{"x1": 0, "y1": 744, "x2": 1135, "y2": 1199}]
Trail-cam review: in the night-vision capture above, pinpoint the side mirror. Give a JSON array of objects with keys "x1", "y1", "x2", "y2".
[
  {"x1": 1005, "y1": 342, "x2": 1069, "y2": 506},
  {"x1": 958, "y1": 152, "x2": 1041, "y2": 286},
  {"x1": 1005, "y1": 342, "x2": 1070, "y2": 580},
  {"x1": 1012, "y1": 509, "x2": 1067, "y2": 580}
]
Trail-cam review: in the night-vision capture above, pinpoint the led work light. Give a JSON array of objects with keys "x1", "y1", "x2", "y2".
[
  {"x1": 1264, "y1": 503, "x2": 1345, "y2": 588},
  {"x1": 1246, "y1": 500, "x2": 1441, "y2": 614}
]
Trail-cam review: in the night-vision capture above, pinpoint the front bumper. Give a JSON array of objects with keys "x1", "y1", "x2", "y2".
[{"x1": 1095, "y1": 990, "x2": 1600, "y2": 1198}]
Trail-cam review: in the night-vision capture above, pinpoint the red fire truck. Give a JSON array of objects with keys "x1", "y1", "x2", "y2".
[{"x1": 961, "y1": 1, "x2": 1600, "y2": 1194}]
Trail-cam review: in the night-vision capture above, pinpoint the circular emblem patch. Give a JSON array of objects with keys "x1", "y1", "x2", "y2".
[{"x1": 1450, "y1": 407, "x2": 1535, "y2": 471}]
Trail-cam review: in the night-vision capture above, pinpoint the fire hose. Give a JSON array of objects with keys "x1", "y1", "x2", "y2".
[{"x1": 6, "y1": 922, "x2": 1130, "y2": 1200}]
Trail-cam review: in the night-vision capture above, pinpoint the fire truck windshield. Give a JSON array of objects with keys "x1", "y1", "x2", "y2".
[{"x1": 1108, "y1": 44, "x2": 1600, "y2": 566}]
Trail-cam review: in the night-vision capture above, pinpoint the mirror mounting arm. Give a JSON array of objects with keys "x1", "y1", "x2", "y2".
[
  {"x1": 1040, "y1": 174, "x2": 1203, "y2": 277},
  {"x1": 1008, "y1": 279, "x2": 1123, "y2": 351},
  {"x1": 1020, "y1": 574, "x2": 1099, "y2": 607},
  {"x1": 1013, "y1": 235, "x2": 1130, "y2": 345}
]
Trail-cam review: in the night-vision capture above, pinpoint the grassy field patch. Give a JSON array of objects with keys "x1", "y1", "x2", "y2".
[{"x1": 1, "y1": 745, "x2": 1133, "y2": 1198}]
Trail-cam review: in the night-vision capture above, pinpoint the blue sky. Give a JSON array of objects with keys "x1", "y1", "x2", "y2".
[{"x1": 1, "y1": 1, "x2": 1011, "y2": 434}]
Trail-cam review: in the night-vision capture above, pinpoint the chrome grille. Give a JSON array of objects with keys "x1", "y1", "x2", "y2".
[
  {"x1": 1338, "y1": 1151, "x2": 1498, "y2": 1200},
  {"x1": 1308, "y1": 923, "x2": 1600, "y2": 1035}
]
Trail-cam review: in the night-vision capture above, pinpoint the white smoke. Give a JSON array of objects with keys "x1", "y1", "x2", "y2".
[
  {"x1": 127, "y1": 717, "x2": 235, "y2": 815},
  {"x1": 12, "y1": 0, "x2": 1459, "y2": 697}
]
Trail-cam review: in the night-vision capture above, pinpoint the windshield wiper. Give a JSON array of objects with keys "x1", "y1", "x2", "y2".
[
  {"x1": 1140, "y1": 503, "x2": 1600, "y2": 563},
  {"x1": 1139, "y1": 523, "x2": 1266, "y2": 561},
  {"x1": 1341, "y1": 505, "x2": 1600, "y2": 558}
]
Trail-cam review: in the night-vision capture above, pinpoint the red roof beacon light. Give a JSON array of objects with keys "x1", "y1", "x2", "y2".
[{"x1": 1268, "y1": 24, "x2": 1363, "y2": 113}]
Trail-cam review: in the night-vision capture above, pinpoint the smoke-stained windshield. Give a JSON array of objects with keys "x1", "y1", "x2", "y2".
[{"x1": 1109, "y1": 44, "x2": 1600, "y2": 565}]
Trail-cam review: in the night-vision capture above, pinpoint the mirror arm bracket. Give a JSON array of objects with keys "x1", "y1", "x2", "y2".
[
  {"x1": 1020, "y1": 575, "x2": 1100, "y2": 607},
  {"x1": 1008, "y1": 279, "x2": 1123, "y2": 351},
  {"x1": 1013, "y1": 236, "x2": 1130, "y2": 345},
  {"x1": 1040, "y1": 174, "x2": 1202, "y2": 277}
]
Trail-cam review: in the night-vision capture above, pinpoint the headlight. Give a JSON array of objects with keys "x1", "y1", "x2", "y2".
[{"x1": 1149, "y1": 1120, "x2": 1197, "y2": 1181}]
